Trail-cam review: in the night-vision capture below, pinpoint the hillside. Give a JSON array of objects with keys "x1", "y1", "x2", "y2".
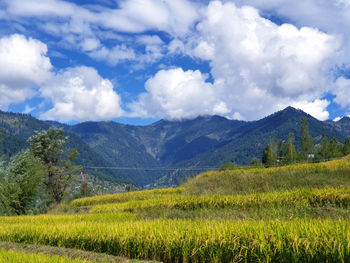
[
  {"x1": 0, "y1": 111, "x2": 128, "y2": 184},
  {"x1": 0, "y1": 107, "x2": 348, "y2": 186},
  {"x1": 1, "y1": 158, "x2": 349, "y2": 262}
]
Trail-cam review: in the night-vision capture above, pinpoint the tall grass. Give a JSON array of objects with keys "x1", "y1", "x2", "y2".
[
  {"x1": 71, "y1": 188, "x2": 182, "y2": 207},
  {"x1": 0, "y1": 249, "x2": 93, "y2": 263},
  {"x1": 90, "y1": 187, "x2": 350, "y2": 213},
  {"x1": 0, "y1": 218, "x2": 348, "y2": 262},
  {"x1": 182, "y1": 159, "x2": 350, "y2": 195}
]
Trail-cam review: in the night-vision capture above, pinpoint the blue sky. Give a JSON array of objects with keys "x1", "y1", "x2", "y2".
[{"x1": 1, "y1": 0, "x2": 350, "y2": 125}]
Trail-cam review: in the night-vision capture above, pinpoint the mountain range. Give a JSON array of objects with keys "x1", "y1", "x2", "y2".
[{"x1": 0, "y1": 107, "x2": 349, "y2": 187}]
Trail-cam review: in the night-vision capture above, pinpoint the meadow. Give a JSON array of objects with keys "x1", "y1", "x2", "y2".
[{"x1": 0, "y1": 158, "x2": 350, "y2": 262}]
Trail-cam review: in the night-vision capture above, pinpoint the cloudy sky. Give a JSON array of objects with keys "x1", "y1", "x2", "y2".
[{"x1": 0, "y1": 0, "x2": 350, "y2": 124}]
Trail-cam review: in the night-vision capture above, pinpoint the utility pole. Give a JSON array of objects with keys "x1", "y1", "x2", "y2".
[{"x1": 83, "y1": 167, "x2": 86, "y2": 198}]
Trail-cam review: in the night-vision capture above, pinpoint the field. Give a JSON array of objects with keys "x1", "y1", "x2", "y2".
[{"x1": 1, "y1": 159, "x2": 350, "y2": 262}]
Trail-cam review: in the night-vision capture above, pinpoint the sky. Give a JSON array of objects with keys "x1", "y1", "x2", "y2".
[{"x1": 0, "y1": 0, "x2": 350, "y2": 125}]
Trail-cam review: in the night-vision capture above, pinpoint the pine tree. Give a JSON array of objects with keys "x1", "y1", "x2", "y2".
[
  {"x1": 300, "y1": 117, "x2": 314, "y2": 160},
  {"x1": 284, "y1": 133, "x2": 297, "y2": 164},
  {"x1": 262, "y1": 137, "x2": 277, "y2": 167}
]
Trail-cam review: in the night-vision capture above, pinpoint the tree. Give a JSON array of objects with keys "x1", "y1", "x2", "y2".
[
  {"x1": 6, "y1": 150, "x2": 45, "y2": 215},
  {"x1": 343, "y1": 138, "x2": 350, "y2": 156},
  {"x1": 328, "y1": 138, "x2": 342, "y2": 158},
  {"x1": 318, "y1": 134, "x2": 329, "y2": 160},
  {"x1": 262, "y1": 137, "x2": 277, "y2": 167},
  {"x1": 300, "y1": 117, "x2": 314, "y2": 160},
  {"x1": 284, "y1": 133, "x2": 297, "y2": 164},
  {"x1": 27, "y1": 128, "x2": 79, "y2": 204},
  {"x1": 218, "y1": 162, "x2": 238, "y2": 171}
]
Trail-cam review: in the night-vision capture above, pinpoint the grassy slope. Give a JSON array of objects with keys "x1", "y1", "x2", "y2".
[{"x1": 1, "y1": 158, "x2": 350, "y2": 262}]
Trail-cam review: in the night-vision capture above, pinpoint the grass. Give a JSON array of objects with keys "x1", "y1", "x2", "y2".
[
  {"x1": 181, "y1": 159, "x2": 350, "y2": 195},
  {"x1": 0, "y1": 218, "x2": 348, "y2": 262},
  {"x1": 1, "y1": 158, "x2": 350, "y2": 262},
  {"x1": 0, "y1": 241, "x2": 157, "y2": 263},
  {"x1": 0, "y1": 248, "x2": 93, "y2": 263}
]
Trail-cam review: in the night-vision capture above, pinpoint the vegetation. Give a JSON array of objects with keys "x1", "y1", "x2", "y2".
[
  {"x1": 0, "y1": 249, "x2": 94, "y2": 263},
  {"x1": 28, "y1": 128, "x2": 80, "y2": 203},
  {"x1": 262, "y1": 117, "x2": 350, "y2": 166}
]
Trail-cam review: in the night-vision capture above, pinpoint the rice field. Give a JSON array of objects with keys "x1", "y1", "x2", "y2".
[
  {"x1": 1, "y1": 158, "x2": 350, "y2": 262},
  {"x1": 0, "y1": 249, "x2": 93, "y2": 263}
]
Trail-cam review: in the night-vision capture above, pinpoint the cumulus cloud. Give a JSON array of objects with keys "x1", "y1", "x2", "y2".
[
  {"x1": 89, "y1": 45, "x2": 136, "y2": 66},
  {"x1": 0, "y1": 34, "x2": 52, "y2": 109},
  {"x1": 333, "y1": 77, "x2": 350, "y2": 108},
  {"x1": 292, "y1": 99, "x2": 330, "y2": 121},
  {"x1": 129, "y1": 68, "x2": 229, "y2": 119},
  {"x1": 40, "y1": 66, "x2": 124, "y2": 122},
  {"x1": 130, "y1": 1, "x2": 339, "y2": 121},
  {"x1": 186, "y1": 1, "x2": 338, "y2": 120}
]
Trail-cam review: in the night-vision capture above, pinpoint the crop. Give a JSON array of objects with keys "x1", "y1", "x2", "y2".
[
  {"x1": 182, "y1": 159, "x2": 350, "y2": 195},
  {"x1": 71, "y1": 188, "x2": 182, "y2": 207},
  {"x1": 0, "y1": 249, "x2": 92, "y2": 262},
  {"x1": 90, "y1": 187, "x2": 350, "y2": 213},
  {"x1": 0, "y1": 217, "x2": 348, "y2": 262}
]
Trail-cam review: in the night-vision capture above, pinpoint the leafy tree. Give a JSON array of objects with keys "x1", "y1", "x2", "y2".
[
  {"x1": 262, "y1": 137, "x2": 277, "y2": 167},
  {"x1": 328, "y1": 138, "x2": 342, "y2": 159},
  {"x1": 250, "y1": 158, "x2": 263, "y2": 167},
  {"x1": 343, "y1": 138, "x2": 350, "y2": 156},
  {"x1": 0, "y1": 167, "x2": 11, "y2": 215},
  {"x1": 218, "y1": 162, "x2": 238, "y2": 171},
  {"x1": 300, "y1": 117, "x2": 314, "y2": 159},
  {"x1": 6, "y1": 150, "x2": 45, "y2": 215},
  {"x1": 27, "y1": 128, "x2": 80, "y2": 204},
  {"x1": 317, "y1": 135, "x2": 329, "y2": 160},
  {"x1": 284, "y1": 133, "x2": 297, "y2": 164}
]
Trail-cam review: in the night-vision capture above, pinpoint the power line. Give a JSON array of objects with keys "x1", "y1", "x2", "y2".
[{"x1": 84, "y1": 166, "x2": 218, "y2": 171}]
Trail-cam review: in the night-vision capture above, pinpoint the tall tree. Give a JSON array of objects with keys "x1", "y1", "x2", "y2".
[
  {"x1": 318, "y1": 134, "x2": 329, "y2": 160},
  {"x1": 27, "y1": 128, "x2": 79, "y2": 203},
  {"x1": 262, "y1": 137, "x2": 277, "y2": 167},
  {"x1": 284, "y1": 133, "x2": 297, "y2": 164},
  {"x1": 6, "y1": 150, "x2": 45, "y2": 215},
  {"x1": 300, "y1": 117, "x2": 314, "y2": 160},
  {"x1": 343, "y1": 138, "x2": 350, "y2": 156}
]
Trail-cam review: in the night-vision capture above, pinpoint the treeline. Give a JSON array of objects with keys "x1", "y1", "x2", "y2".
[
  {"x1": 0, "y1": 128, "x2": 80, "y2": 216},
  {"x1": 262, "y1": 117, "x2": 350, "y2": 167}
]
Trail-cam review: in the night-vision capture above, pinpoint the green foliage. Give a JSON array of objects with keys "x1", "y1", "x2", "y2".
[
  {"x1": 300, "y1": 117, "x2": 314, "y2": 159},
  {"x1": 218, "y1": 162, "x2": 238, "y2": 171},
  {"x1": 343, "y1": 138, "x2": 350, "y2": 155},
  {"x1": 6, "y1": 150, "x2": 45, "y2": 215},
  {"x1": 28, "y1": 128, "x2": 80, "y2": 204},
  {"x1": 262, "y1": 137, "x2": 276, "y2": 166},
  {"x1": 283, "y1": 133, "x2": 298, "y2": 164}
]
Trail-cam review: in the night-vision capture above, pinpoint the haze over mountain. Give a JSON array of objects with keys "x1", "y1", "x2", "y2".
[{"x1": 0, "y1": 107, "x2": 348, "y2": 187}]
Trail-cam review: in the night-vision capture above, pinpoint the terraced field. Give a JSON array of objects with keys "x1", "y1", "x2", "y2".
[{"x1": 1, "y1": 158, "x2": 350, "y2": 262}]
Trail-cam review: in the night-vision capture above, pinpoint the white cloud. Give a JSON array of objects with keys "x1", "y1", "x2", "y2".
[
  {"x1": 40, "y1": 66, "x2": 124, "y2": 122},
  {"x1": 0, "y1": 34, "x2": 52, "y2": 110},
  {"x1": 89, "y1": 45, "x2": 136, "y2": 66},
  {"x1": 129, "y1": 2, "x2": 339, "y2": 121},
  {"x1": 186, "y1": 1, "x2": 338, "y2": 120},
  {"x1": 129, "y1": 68, "x2": 229, "y2": 119},
  {"x1": 334, "y1": 117, "x2": 341, "y2": 122},
  {"x1": 334, "y1": 77, "x2": 350, "y2": 108},
  {"x1": 291, "y1": 99, "x2": 330, "y2": 121}
]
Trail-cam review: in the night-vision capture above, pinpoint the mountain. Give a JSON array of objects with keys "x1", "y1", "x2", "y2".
[
  {"x1": 0, "y1": 107, "x2": 348, "y2": 187},
  {"x1": 0, "y1": 111, "x2": 128, "y2": 184},
  {"x1": 327, "y1": 117, "x2": 350, "y2": 137}
]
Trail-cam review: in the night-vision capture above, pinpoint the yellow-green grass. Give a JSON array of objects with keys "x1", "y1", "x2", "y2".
[
  {"x1": 71, "y1": 188, "x2": 182, "y2": 207},
  {"x1": 0, "y1": 213, "x2": 136, "y2": 225},
  {"x1": 90, "y1": 187, "x2": 350, "y2": 213},
  {"x1": 182, "y1": 159, "x2": 350, "y2": 195},
  {"x1": 0, "y1": 248, "x2": 92, "y2": 263},
  {"x1": 0, "y1": 217, "x2": 348, "y2": 262}
]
